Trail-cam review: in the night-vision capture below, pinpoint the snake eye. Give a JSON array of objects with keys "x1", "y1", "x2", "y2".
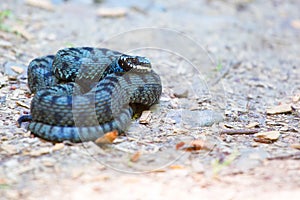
[{"x1": 118, "y1": 56, "x2": 132, "y2": 71}]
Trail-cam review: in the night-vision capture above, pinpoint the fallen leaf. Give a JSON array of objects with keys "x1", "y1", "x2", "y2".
[
  {"x1": 290, "y1": 143, "x2": 300, "y2": 150},
  {"x1": 175, "y1": 141, "x2": 185, "y2": 150},
  {"x1": 266, "y1": 104, "x2": 292, "y2": 114},
  {"x1": 95, "y1": 130, "x2": 118, "y2": 144},
  {"x1": 179, "y1": 140, "x2": 214, "y2": 151},
  {"x1": 254, "y1": 131, "x2": 280, "y2": 143},
  {"x1": 139, "y1": 110, "x2": 152, "y2": 124},
  {"x1": 169, "y1": 165, "x2": 185, "y2": 169},
  {"x1": 130, "y1": 151, "x2": 141, "y2": 162}
]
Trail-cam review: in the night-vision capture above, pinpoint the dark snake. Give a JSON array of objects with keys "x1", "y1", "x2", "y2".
[{"x1": 19, "y1": 47, "x2": 162, "y2": 143}]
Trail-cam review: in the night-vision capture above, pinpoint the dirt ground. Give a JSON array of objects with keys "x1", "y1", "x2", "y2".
[{"x1": 0, "y1": 0, "x2": 300, "y2": 199}]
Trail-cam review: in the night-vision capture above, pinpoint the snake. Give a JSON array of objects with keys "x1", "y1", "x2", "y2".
[{"x1": 19, "y1": 47, "x2": 162, "y2": 143}]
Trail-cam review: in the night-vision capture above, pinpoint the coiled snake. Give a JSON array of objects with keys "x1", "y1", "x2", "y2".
[{"x1": 19, "y1": 47, "x2": 162, "y2": 143}]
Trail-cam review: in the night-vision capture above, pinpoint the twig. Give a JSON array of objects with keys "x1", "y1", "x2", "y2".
[
  {"x1": 267, "y1": 152, "x2": 300, "y2": 160},
  {"x1": 220, "y1": 128, "x2": 260, "y2": 135}
]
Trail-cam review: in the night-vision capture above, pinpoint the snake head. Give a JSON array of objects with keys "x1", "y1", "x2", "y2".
[{"x1": 118, "y1": 55, "x2": 152, "y2": 73}]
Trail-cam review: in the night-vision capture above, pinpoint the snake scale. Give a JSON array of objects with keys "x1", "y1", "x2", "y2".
[{"x1": 19, "y1": 47, "x2": 162, "y2": 143}]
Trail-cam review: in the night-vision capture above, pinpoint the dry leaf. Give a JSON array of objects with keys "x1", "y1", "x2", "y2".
[
  {"x1": 97, "y1": 7, "x2": 127, "y2": 18},
  {"x1": 130, "y1": 151, "x2": 141, "y2": 162},
  {"x1": 179, "y1": 140, "x2": 214, "y2": 151},
  {"x1": 169, "y1": 165, "x2": 185, "y2": 169},
  {"x1": 290, "y1": 143, "x2": 300, "y2": 150},
  {"x1": 175, "y1": 141, "x2": 185, "y2": 150},
  {"x1": 95, "y1": 130, "x2": 118, "y2": 144},
  {"x1": 254, "y1": 131, "x2": 280, "y2": 143},
  {"x1": 266, "y1": 104, "x2": 292, "y2": 114}
]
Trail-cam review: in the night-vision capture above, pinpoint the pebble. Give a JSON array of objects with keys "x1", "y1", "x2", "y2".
[
  {"x1": 173, "y1": 88, "x2": 189, "y2": 98},
  {"x1": 254, "y1": 131, "x2": 281, "y2": 142},
  {"x1": 3, "y1": 62, "x2": 27, "y2": 78},
  {"x1": 139, "y1": 110, "x2": 152, "y2": 124},
  {"x1": 97, "y1": 7, "x2": 127, "y2": 18},
  {"x1": 25, "y1": 0, "x2": 55, "y2": 11},
  {"x1": 266, "y1": 104, "x2": 292, "y2": 114}
]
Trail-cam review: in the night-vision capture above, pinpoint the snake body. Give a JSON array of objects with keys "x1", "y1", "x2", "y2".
[{"x1": 22, "y1": 47, "x2": 162, "y2": 143}]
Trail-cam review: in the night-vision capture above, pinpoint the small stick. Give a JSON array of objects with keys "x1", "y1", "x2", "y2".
[
  {"x1": 220, "y1": 128, "x2": 260, "y2": 135},
  {"x1": 267, "y1": 152, "x2": 300, "y2": 160}
]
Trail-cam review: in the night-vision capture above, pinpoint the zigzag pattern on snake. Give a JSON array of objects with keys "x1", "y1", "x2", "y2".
[{"x1": 19, "y1": 47, "x2": 162, "y2": 143}]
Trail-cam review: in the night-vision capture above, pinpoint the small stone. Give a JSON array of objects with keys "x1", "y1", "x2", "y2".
[
  {"x1": 266, "y1": 104, "x2": 292, "y2": 114},
  {"x1": 25, "y1": 0, "x2": 54, "y2": 11},
  {"x1": 254, "y1": 131, "x2": 280, "y2": 142},
  {"x1": 0, "y1": 40, "x2": 12, "y2": 47},
  {"x1": 11, "y1": 66, "x2": 24, "y2": 74},
  {"x1": 292, "y1": 94, "x2": 300, "y2": 102},
  {"x1": 97, "y1": 7, "x2": 127, "y2": 18},
  {"x1": 4, "y1": 61, "x2": 27, "y2": 77},
  {"x1": 0, "y1": 144, "x2": 18, "y2": 155},
  {"x1": 279, "y1": 126, "x2": 289, "y2": 132},
  {"x1": 139, "y1": 110, "x2": 152, "y2": 124},
  {"x1": 291, "y1": 19, "x2": 300, "y2": 29},
  {"x1": 173, "y1": 88, "x2": 189, "y2": 98},
  {"x1": 42, "y1": 158, "x2": 56, "y2": 167},
  {"x1": 246, "y1": 122, "x2": 260, "y2": 128},
  {"x1": 52, "y1": 143, "x2": 64, "y2": 151}
]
